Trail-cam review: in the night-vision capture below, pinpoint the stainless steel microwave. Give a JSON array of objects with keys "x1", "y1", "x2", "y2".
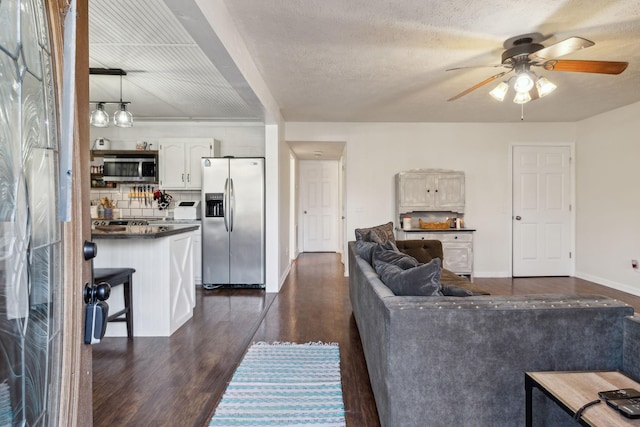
[{"x1": 102, "y1": 152, "x2": 157, "y2": 182}]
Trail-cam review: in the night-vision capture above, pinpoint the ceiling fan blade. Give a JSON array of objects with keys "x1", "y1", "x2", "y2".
[
  {"x1": 528, "y1": 36, "x2": 594, "y2": 62},
  {"x1": 446, "y1": 64, "x2": 505, "y2": 72},
  {"x1": 447, "y1": 71, "x2": 510, "y2": 101},
  {"x1": 542, "y1": 59, "x2": 628, "y2": 74}
]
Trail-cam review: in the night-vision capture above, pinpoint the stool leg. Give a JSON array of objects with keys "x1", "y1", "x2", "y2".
[{"x1": 123, "y1": 274, "x2": 133, "y2": 338}]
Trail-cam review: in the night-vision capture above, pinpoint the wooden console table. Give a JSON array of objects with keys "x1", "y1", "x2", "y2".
[{"x1": 526, "y1": 371, "x2": 640, "y2": 426}]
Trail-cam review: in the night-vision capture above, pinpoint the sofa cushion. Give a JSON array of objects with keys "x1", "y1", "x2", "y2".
[
  {"x1": 440, "y1": 284, "x2": 474, "y2": 297},
  {"x1": 374, "y1": 257, "x2": 442, "y2": 296},
  {"x1": 355, "y1": 222, "x2": 395, "y2": 244},
  {"x1": 371, "y1": 243, "x2": 420, "y2": 270},
  {"x1": 394, "y1": 239, "x2": 443, "y2": 263},
  {"x1": 439, "y1": 268, "x2": 490, "y2": 295}
]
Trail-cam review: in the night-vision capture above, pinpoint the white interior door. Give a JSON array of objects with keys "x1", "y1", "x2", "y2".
[
  {"x1": 512, "y1": 145, "x2": 573, "y2": 276},
  {"x1": 300, "y1": 160, "x2": 339, "y2": 252}
]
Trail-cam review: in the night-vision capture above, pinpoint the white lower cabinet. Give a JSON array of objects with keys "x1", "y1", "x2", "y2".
[
  {"x1": 150, "y1": 220, "x2": 201, "y2": 285},
  {"x1": 94, "y1": 229, "x2": 196, "y2": 337},
  {"x1": 169, "y1": 233, "x2": 196, "y2": 329},
  {"x1": 397, "y1": 230, "x2": 474, "y2": 280},
  {"x1": 194, "y1": 231, "x2": 202, "y2": 285}
]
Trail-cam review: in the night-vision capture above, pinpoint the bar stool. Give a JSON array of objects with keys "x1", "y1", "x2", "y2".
[{"x1": 93, "y1": 267, "x2": 135, "y2": 339}]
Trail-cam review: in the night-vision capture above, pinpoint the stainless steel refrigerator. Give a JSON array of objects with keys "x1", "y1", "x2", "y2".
[{"x1": 201, "y1": 157, "x2": 265, "y2": 289}]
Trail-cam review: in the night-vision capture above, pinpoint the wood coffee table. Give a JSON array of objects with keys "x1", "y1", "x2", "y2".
[{"x1": 526, "y1": 371, "x2": 640, "y2": 426}]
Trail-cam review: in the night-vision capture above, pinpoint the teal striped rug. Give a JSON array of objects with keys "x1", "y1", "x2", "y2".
[{"x1": 209, "y1": 342, "x2": 346, "y2": 426}]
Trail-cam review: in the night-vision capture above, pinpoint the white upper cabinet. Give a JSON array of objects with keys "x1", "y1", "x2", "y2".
[
  {"x1": 159, "y1": 138, "x2": 220, "y2": 189},
  {"x1": 397, "y1": 170, "x2": 465, "y2": 213}
]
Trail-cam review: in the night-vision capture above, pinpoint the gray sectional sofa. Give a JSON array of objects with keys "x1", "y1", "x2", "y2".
[{"x1": 348, "y1": 240, "x2": 640, "y2": 426}]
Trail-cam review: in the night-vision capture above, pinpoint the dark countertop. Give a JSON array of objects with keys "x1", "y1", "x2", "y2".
[
  {"x1": 400, "y1": 228, "x2": 476, "y2": 232},
  {"x1": 147, "y1": 219, "x2": 201, "y2": 225},
  {"x1": 92, "y1": 224, "x2": 199, "y2": 239}
]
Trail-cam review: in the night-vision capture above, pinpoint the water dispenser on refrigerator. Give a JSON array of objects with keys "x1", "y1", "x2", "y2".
[{"x1": 205, "y1": 193, "x2": 224, "y2": 217}]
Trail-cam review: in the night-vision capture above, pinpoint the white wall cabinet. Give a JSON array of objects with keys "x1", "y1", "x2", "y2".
[
  {"x1": 159, "y1": 138, "x2": 220, "y2": 190},
  {"x1": 396, "y1": 229, "x2": 474, "y2": 280},
  {"x1": 396, "y1": 170, "x2": 465, "y2": 213}
]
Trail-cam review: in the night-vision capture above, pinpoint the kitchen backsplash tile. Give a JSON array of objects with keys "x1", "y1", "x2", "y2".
[{"x1": 90, "y1": 188, "x2": 200, "y2": 219}]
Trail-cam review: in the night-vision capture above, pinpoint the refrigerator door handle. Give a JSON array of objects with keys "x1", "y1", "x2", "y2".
[
  {"x1": 223, "y1": 178, "x2": 229, "y2": 231},
  {"x1": 229, "y1": 178, "x2": 235, "y2": 232}
]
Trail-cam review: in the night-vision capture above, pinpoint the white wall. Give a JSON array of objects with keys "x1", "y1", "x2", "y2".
[
  {"x1": 263, "y1": 123, "x2": 293, "y2": 292},
  {"x1": 575, "y1": 101, "x2": 640, "y2": 296},
  {"x1": 277, "y1": 125, "x2": 292, "y2": 290},
  {"x1": 286, "y1": 122, "x2": 577, "y2": 277}
]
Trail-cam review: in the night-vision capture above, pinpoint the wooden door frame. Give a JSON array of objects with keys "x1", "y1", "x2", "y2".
[
  {"x1": 508, "y1": 142, "x2": 576, "y2": 277},
  {"x1": 48, "y1": 0, "x2": 92, "y2": 425}
]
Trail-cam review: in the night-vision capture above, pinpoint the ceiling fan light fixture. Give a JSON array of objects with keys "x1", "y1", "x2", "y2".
[
  {"x1": 513, "y1": 91, "x2": 532, "y2": 104},
  {"x1": 513, "y1": 72, "x2": 534, "y2": 93},
  {"x1": 90, "y1": 103, "x2": 109, "y2": 127},
  {"x1": 489, "y1": 82, "x2": 509, "y2": 102},
  {"x1": 114, "y1": 103, "x2": 133, "y2": 127},
  {"x1": 535, "y1": 77, "x2": 557, "y2": 98}
]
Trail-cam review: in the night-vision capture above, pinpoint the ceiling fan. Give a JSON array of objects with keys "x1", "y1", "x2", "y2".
[{"x1": 447, "y1": 33, "x2": 629, "y2": 103}]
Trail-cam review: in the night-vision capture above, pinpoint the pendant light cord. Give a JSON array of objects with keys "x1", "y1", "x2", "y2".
[{"x1": 119, "y1": 75, "x2": 123, "y2": 104}]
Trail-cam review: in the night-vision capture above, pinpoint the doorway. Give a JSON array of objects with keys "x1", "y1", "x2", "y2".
[
  {"x1": 512, "y1": 144, "x2": 574, "y2": 276},
  {"x1": 299, "y1": 160, "x2": 340, "y2": 252}
]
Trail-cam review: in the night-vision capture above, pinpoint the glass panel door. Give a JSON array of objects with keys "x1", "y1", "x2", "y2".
[{"x1": 0, "y1": 0, "x2": 63, "y2": 425}]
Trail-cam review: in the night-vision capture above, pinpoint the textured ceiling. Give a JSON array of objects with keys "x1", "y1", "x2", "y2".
[{"x1": 90, "y1": 0, "x2": 640, "y2": 123}]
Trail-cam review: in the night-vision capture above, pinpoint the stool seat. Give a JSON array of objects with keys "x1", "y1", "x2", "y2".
[{"x1": 94, "y1": 267, "x2": 135, "y2": 338}]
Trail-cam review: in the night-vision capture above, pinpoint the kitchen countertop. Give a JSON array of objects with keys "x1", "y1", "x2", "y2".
[
  {"x1": 92, "y1": 224, "x2": 199, "y2": 239},
  {"x1": 147, "y1": 219, "x2": 201, "y2": 225}
]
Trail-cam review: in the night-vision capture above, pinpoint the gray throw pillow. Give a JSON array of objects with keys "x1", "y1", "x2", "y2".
[
  {"x1": 374, "y1": 257, "x2": 442, "y2": 296},
  {"x1": 355, "y1": 222, "x2": 395, "y2": 244},
  {"x1": 371, "y1": 243, "x2": 420, "y2": 270},
  {"x1": 355, "y1": 239, "x2": 377, "y2": 265}
]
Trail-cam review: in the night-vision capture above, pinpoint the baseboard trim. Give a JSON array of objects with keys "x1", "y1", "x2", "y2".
[
  {"x1": 474, "y1": 271, "x2": 511, "y2": 278},
  {"x1": 575, "y1": 271, "x2": 640, "y2": 297}
]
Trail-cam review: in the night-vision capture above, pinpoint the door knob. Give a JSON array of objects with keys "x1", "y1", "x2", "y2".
[
  {"x1": 304, "y1": 210, "x2": 307, "y2": 214},
  {"x1": 84, "y1": 282, "x2": 111, "y2": 304},
  {"x1": 515, "y1": 216, "x2": 522, "y2": 220},
  {"x1": 83, "y1": 240, "x2": 97, "y2": 260}
]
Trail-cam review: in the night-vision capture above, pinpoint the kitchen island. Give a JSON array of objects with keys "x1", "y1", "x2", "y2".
[{"x1": 92, "y1": 224, "x2": 199, "y2": 337}]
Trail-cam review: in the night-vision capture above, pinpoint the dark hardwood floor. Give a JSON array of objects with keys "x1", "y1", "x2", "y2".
[{"x1": 93, "y1": 254, "x2": 640, "y2": 427}]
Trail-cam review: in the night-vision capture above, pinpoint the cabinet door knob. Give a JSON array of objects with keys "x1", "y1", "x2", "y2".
[{"x1": 515, "y1": 216, "x2": 522, "y2": 220}]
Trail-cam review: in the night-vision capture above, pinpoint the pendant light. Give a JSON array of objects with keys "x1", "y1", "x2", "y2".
[
  {"x1": 89, "y1": 68, "x2": 134, "y2": 128},
  {"x1": 90, "y1": 102, "x2": 109, "y2": 127},
  {"x1": 113, "y1": 74, "x2": 133, "y2": 127}
]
